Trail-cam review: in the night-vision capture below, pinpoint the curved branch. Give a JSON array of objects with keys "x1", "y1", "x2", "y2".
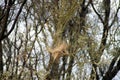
[
  {"x1": 90, "y1": 1, "x2": 104, "y2": 24},
  {"x1": 109, "y1": 7, "x2": 120, "y2": 28}
]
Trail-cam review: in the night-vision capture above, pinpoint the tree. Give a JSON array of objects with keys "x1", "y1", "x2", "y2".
[
  {"x1": 0, "y1": 0, "x2": 27, "y2": 78},
  {"x1": 0, "y1": 0, "x2": 120, "y2": 80}
]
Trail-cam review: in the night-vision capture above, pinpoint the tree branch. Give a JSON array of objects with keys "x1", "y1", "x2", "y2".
[
  {"x1": 103, "y1": 57, "x2": 120, "y2": 80},
  {"x1": 0, "y1": 0, "x2": 27, "y2": 41},
  {"x1": 109, "y1": 7, "x2": 120, "y2": 28},
  {"x1": 90, "y1": 1, "x2": 104, "y2": 24}
]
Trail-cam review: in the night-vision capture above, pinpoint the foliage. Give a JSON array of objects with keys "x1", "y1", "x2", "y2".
[{"x1": 0, "y1": 0, "x2": 120, "y2": 80}]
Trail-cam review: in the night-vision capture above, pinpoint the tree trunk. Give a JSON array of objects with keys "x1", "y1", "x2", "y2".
[{"x1": 89, "y1": 0, "x2": 110, "y2": 79}]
